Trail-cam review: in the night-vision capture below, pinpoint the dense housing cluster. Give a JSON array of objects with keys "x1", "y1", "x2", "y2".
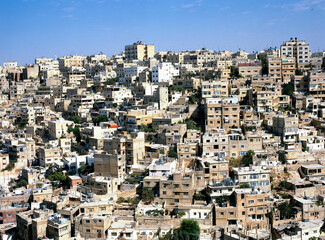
[{"x1": 0, "y1": 38, "x2": 325, "y2": 239}]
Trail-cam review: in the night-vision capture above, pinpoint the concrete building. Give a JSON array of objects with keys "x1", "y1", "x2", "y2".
[
  {"x1": 125, "y1": 41, "x2": 155, "y2": 61},
  {"x1": 94, "y1": 153, "x2": 126, "y2": 183},
  {"x1": 151, "y1": 62, "x2": 179, "y2": 84},
  {"x1": 38, "y1": 146, "x2": 61, "y2": 167},
  {"x1": 280, "y1": 37, "x2": 311, "y2": 65},
  {"x1": 238, "y1": 62, "x2": 262, "y2": 78},
  {"x1": 232, "y1": 166, "x2": 271, "y2": 193}
]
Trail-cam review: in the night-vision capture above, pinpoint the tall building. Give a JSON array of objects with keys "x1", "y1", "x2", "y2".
[
  {"x1": 124, "y1": 41, "x2": 155, "y2": 61},
  {"x1": 280, "y1": 38, "x2": 311, "y2": 65}
]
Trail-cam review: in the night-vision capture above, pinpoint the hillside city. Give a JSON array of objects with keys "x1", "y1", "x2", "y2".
[{"x1": 0, "y1": 38, "x2": 325, "y2": 240}]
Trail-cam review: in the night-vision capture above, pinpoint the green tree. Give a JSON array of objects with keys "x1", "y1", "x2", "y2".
[
  {"x1": 176, "y1": 219, "x2": 200, "y2": 240},
  {"x1": 279, "y1": 180, "x2": 291, "y2": 190},
  {"x1": 214, "y1": 195, "x2": 230, "y2": 206},
  {"x1": 167, "y1": 148, "x2": 178, "y2": 159},
  {"x1": 141, "y1": 187, "x2": 154, "y2": 202},
  {"x1": 241, "y1": 150, "x2": 255, "y2": 166},
  {"x1": 184, "y1": 118, "x2": 201, "y2": 130},
  {"x1": 278, "y1": 151, "x2": 288, "y2": 164},
  {"x1": 72, "y1": 116, "x2": 81, "y2": 124},
  {"x1": 68, "y1": 125, "x2": 81, "y2": 142},
  {"x1": 104, "y1": 77, "x2": 119, "y2": 85},
  {"x1": 78, "y1": 163, "x2": 94, "y2": 175},
  {"x1": 48, "y1": 171, "x2": 68, "y2": 186},
  {"x1": 145, "y1": 134, "x2": 154, "y2": 142},
  {"x1": 259, "y1": 55, "x2": 268, "y2": 75},
  {"x1": 13, "y1": 179, "x2": 28, "y2": 189},
  {"x1": 281, "y1": 83, "x2": 294, "y2": 96},
  {"x1": 93, "y1": 115, "x2": 108, "y2": 125},
  {"x1": 295, "y1": 69, "x2": 303, "y2": 75},
  {"x1": 278, "y1": 201, "x2": 293, "y2": 219},
  {"x1": 240, "y1": 183, "x2": 251, "y2": 189}
]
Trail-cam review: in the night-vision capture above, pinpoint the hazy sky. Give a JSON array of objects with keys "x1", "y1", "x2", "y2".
[{"x1": 1, "y1": 0, "x2": 325, "y2": 65}]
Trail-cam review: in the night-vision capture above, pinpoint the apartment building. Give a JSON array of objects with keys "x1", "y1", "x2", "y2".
[
  {"x1": 280, "y1": 37, "x2": 311, "y2": 64},
  {"x1": 281, "y1": 58, "x2": 296, "y2": 83},
  {"x1": 48, "y1": 119, "x2": 72, "y2": 139},
  {"x1": 177, "y1": 142, "x2": 198, "y2": 168},
  {"x1": 9, "y1": 82, "x2": 24, "y2": 100},
  {"x1": 183, "y1": 49, "x2": 219, "y2": 66},
  {"x1": 232, "y1": 166, "x2": 271, "y2": 193},
  {"x1": 0, "y1": 152, "x2": 9, "y2": 171},
  {"x1": 238, "y1": 62, "x2": 262, "y2": 78},
  {"x1": 232, "y1": 189, "x2": 271, "y2": 230},
  {"x1": 58, "y1": 55, "x2": 86, "y2": 71},
  {"x1": 104, "y1": 86, "x2": 133, "y2": 105},
  {"x1": 151, "y1": 62, "x2": 179, "y2": 84},
  {"x1": 75, "y1": 214, "x2": 112, "y2": 239},
  {"x1": 47, "y1": 215, "x2": 71, "y2": 240},
  {"x1": 159, "y1": 171, "x2": 195, "y2": 207},
  {"x1": 157, "y1": 124, "x2": 187, "y2": 145},
  {"x1": 202, "y1": 132, "x2": 229, "y2": 158},
  {"x1": 205, "y1": 98, "x2": 240, "y2": 131},
  {"x1": 308, "y1": 70, "x2": 325, "y2": 100},
  {"x1": 201, "y1": 79, "x2": 229, "y2": 98},
  {"x1": 94, "y1": 153, "x2": 126, "y2": 183},
  {"x1": 38, "y1": 146, "x2": 61, "y2": 167},
  {"x1": 268, "y1": 58, "x2": 282, "y2": 80},
  {"x1": 125, "y1": 41, "x2": 155, "y2": 61},
  {"x1": 194, "y1": 157, "x2": 229, "y2": 187},
  {"x1": 273, "y1": 114, "x2": 299, "y2": 144}
]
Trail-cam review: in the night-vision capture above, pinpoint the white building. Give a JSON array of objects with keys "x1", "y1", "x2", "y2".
[
  {"x1": 147, "y1": 158, "x2": 177, "y2": 177},
  {"x1": 280, "y1": 37, "x2": 311, "y2": 64},
  {"x1": 124, "y1": 66, "x2": 146, "y2": 78},
  {"x1": 3, "y1": 61, "x2": 18, "y2": 69},
  {"x1": 64, "y1": 154, "x2": 87, "y2": 173},
  {"x1": 151, "y1": 62, "x2": 179, "y2": 84}
]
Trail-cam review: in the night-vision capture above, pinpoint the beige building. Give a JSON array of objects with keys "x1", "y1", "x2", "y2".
[
  {"x1": 281, "y1": 57, "x2": 296, "y2": 83},
  {"x1": 280, "y1": 38, "x2": 311, "y2": 65},
  {"x1": 205, "y1": 98, "x2": 240, "y2": 131},
  {"x1": 157, "y1": 124, "x2": 187, "y2": 146},
  {"x1": 232, "y1": 166, "x2": 271, "y2": 193},
  {"x1": 268, "y1": 58, "x2": 282, "y2": 80},
  {"x1": 57, "y1": 55, "x2": 86, "y2": 71},
  {"x1": 38, "y1": 146, "x2": 61, "y2": 167},
  {"x1": 48, "y1": 119, "x2": 73, "y2": 139},
  {"x1": 194, "y1": 157, "x2": 229, "y2": 187},
  {"x1": 125, "y1": 41, "x2": 155, "y2": 61},
  {"x1": 238, "y1": 62, "x2": 262, "y2": 77},
  {"x1": 159, "y1": 171, "x2": 195, "y2": 207},
  {"x1": 75, "y1": 213, "x2": 112, "y2": 239},
  {"x1": 308, "y1": 70, "x2": 325, "y2": 101},
  {"x1": 47, "y1": 215, "x2": 71, "y2": 240},
  {"x1": 0, "y1": 152, "x2": 9, "y2": 171},
  {"x1": 273, "y1": 114, "x2": 298, "y2": 145},
  {"x1": 201, "y1": 79, "x2": 229, "y2": 98},
  {"x1": 94, "y1": 153, "x2": 126, "y2": 183}
]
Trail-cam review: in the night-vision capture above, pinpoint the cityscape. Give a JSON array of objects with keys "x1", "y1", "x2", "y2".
[{"x1": 1, "y1": 1, "x2": 325, "y2": 240}]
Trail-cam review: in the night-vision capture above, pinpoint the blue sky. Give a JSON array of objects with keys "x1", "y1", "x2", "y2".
[{"x1": 1, "y1": 0, "x2": 325, "y2": 65}]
